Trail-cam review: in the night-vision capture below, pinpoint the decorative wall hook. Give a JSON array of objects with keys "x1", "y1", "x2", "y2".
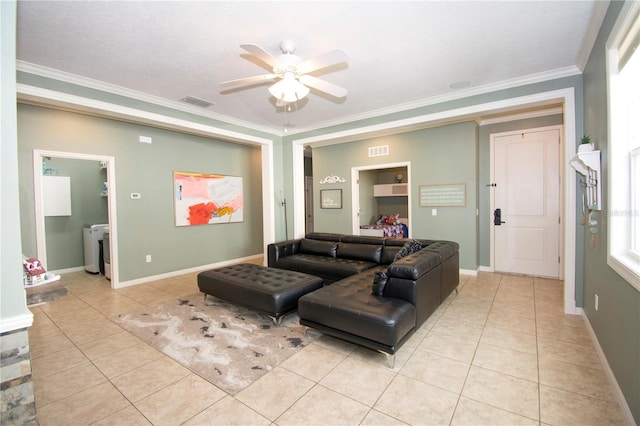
[{"x1": 319, "y1": 175, "x2": 346, "y2": 184}]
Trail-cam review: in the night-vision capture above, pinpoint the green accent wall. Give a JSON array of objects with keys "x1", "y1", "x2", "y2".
[
  {"x1": 17, "y1": 104, "x2": 264, "y2": 282},
  {"x1": 312, "y1": 122, "x2": 479, "y2": 271},
  {"x1": 582, "y1": 1, "x2": 639, "y2": 422}
]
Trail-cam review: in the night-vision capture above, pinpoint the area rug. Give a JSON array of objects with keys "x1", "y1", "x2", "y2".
[{"x1": 115, "y1": 293, "x2": 317, "y2": 394}]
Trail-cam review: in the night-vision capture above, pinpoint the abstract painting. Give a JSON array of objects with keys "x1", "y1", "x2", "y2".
[{"x1": 174, "y1": 171, "x2": 243, "y2": 226}]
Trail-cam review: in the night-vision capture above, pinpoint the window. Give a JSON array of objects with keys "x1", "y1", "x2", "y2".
[
  {"x1": 607, "y1": 2, "x2": 640, "y2": 291},
  {"x1": 632, "y1": 146, "x2": 640, "y2": 255}
]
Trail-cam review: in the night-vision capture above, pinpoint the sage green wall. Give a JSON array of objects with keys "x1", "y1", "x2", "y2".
[
  {"x1": 358, "y1": 170, "x2": 377, "y2": 226},
  {"x1": 17, "y1": 104, "x2": 264, "y2": 282},
  {"x1": 313, "y1": 121, "x2": 478, "y2": 270},
  {"x1": 581, "y1": 1, "x2": 639, "y2": 422},
  {"x1": 1, "y1": 0, "x2": 31, "y2": 327},
  {"x1": 42, "y1": 158, "x2": 109, "y2": 270}
]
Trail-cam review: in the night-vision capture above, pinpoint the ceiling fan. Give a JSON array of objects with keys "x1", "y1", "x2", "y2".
[{"x1": 220, "y1": 41, "x2": 348, "y2": 106}]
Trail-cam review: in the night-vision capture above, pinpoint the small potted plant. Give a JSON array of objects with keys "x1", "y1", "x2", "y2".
[{"x1": 579, "y1": 135, "x2": 594, "y2": 152}]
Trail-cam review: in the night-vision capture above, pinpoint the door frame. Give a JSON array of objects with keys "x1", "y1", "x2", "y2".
[
  {"x1": 351, "y1": 162, "x2": 411, "y2": 236},
  {"x1": 489, "y1": 125, "x2": 564, "y2": 279},
  {"x1": 304, "y1": 175, "x2": 314, "y2": 233},
  {"x1": 33, "y1": 149, "x2": 119, "y2": 288}
]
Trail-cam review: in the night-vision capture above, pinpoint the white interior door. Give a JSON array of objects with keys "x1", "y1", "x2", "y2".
[{"x1": 492, "y1": 128, "x2": 561, "y2": 278}]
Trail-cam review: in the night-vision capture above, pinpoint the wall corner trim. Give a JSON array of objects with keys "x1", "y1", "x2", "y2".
[{"x1": 0, "y1": 312, "x2": 34, "y2": 334}]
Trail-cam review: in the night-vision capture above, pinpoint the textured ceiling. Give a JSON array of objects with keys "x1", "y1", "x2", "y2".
[{"x1": 16, "y1": 1, "x2": 604, "y2": 135}]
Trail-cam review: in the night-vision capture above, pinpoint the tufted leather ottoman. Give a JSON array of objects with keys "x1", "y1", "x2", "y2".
[{"x1": 197, "y1": 263, "x2": 323, "y2": 325}]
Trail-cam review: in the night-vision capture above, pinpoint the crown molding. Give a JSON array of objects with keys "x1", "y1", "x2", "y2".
[
  {"x1": 286, "y1": 66, "x2": 581, "y2": 136},
  {"x1": 17, "y1": 83, "x2": 273, "y2": 147},
  {"x1": 293, "y1": 88, "x2": 575, "y2": 148},
  {"x1": 18, "y1": 60, "x2": 580, "y2": 139},
  {"x1": 478, "y1": 106, "x2": 564, "y2": 126},
  {"x1": 576, "y1": 1, "x2": 610, "y2": 72},
  {"x1": 16, "y1": 61, "x2": 282, "y2": 137}
]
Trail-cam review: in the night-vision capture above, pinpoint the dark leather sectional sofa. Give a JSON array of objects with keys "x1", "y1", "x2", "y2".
[{"x1": 267, "y1": 232, "x2": 459, "y2": 367}]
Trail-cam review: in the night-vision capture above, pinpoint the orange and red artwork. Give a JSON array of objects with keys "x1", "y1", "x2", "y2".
[{"x1": 173, "y1": 171, "x2": 243, "y2": 226}]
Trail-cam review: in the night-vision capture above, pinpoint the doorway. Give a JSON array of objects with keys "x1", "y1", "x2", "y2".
[
  {"x1": 351, "y1": 162, "x2": 411, "y2": 236},
  {"x1": 490, "y1": 126, "x2": 562, "y2": 278},
  {"x1": 33, "y1": 150, "x2": 118, "y2": 287}
]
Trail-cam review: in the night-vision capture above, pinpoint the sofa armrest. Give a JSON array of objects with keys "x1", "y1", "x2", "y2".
[
  {"x1": 386, "y1": 249, "x2": 441, "y2": 280},
  {"x1": 267, "y1": 239, "x2": 301, "y2": 266}
]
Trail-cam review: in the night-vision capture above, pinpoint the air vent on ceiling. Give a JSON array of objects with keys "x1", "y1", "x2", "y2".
[
  {"x1": 180, "y1": 96, "x2": 215, "y2": 108},
  {"x1": 368, "y1": 145, "x2": 389, "y2": 157}
]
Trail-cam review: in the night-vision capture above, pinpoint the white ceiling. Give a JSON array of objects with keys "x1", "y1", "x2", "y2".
[{"x1": 16, "y1": 1, "x2": 606, "y2": 136}]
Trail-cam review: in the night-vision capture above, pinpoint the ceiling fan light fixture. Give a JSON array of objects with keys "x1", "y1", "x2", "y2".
[
  {"x1": 222, "y1": 41, "x2": 348, "y2": 105},
  {"x1": 268, "y1": 73, "x2": 309, "y2": 103}
]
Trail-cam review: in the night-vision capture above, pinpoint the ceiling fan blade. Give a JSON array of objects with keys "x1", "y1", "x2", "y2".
[
  {"x1": 297, "y1": 49, "x2": 348, "y2": 74},
  {"x1": 299, "y1": 75, "x2": 347, "y2": 98},
  {"x1": 220, "y1": 74, "x2": 277, "y2": 88},
  {"x1": 240, "y1": 43, "x2": 281, "y2": 68}
]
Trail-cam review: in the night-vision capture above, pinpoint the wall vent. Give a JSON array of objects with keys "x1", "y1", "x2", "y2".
[
  {"x1": 180, "y1": 96, "x2": 215, "y2": 108},
  {"x1": 368, "y1": 145, "x2": 389, "y2": 157},
  {"x1": 391, "y1": 184, "x2": 408, "y2": 195}
]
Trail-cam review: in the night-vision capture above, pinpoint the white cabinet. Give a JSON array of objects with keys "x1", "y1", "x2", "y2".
[
  {"x1": 373, "y1": 183, "x2": 408, "y2": 197},
  {"x1": 43, "y1": 176, "x2": 72, "y2": 216}
]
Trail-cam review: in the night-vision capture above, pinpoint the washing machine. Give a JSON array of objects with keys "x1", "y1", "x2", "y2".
[
  {"x1": 83, "y1": 224, "x2": 108, "y2": 273},
  {"x1": 103, "y1": 227, "x2": 111, "y2": 280}
]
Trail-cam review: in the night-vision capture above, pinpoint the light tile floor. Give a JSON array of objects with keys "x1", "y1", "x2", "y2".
[{"x1": 28, "y1": 269, "x2": 629, "y2": 425}]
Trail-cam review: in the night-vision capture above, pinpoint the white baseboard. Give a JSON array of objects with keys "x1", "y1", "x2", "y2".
[
  {"x1": 478, "y1": 266, "x2": 493, "y2": 272},
  {"x1": 49, "y1": 266, "x2": 85, "y2": 275},
  {"x1": 114, "y1": 254, "x2": 264, "y2": 289},
  {"x1": 460, "y1": 268, "x2": 478, "y2": 276},
  {"x1": 582, "y1": 313, "x2": 636, "y2": 426}
]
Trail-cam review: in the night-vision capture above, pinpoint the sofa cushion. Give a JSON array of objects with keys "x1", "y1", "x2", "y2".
[
  {"x1": 300, "y1": 239, "x2": 338, "y2": 257},
  {"x1": 388, "y1": 250, "x2": 440, "y2": 280},
  {"x1": 340, "y1": 234, "x2": 386, "y2": 245},
  {"x1": 372, "y1": 270, "x2": 389, "y2": 296},
  {"x1": 338, "y1": 242, "x2": 382, "y2": 263},
  {"x1": 393, "y1": 239, "x2": 426, "y2": 261},
  {"x1": 298, "y1": 269, "x2": 416, "y2": 348},
  {"x1": 381, "y1": 246, "x2": 402, "y2": 264},
  {"x1": 273, "y1": 254, "x2": 377, "y2": 282}
]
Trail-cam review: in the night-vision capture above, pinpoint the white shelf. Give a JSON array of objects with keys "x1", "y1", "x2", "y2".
[
  {"x1": 373, "y1": 183, "x2": 408, "y2": 197},
  {"x1": 570, "y1": 150, "x2": 601, "y2": 210}
]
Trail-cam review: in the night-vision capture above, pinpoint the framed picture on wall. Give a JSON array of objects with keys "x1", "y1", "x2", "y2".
[
  {"x1": 173, "y1": 171, "x2": 244, "y2": 226},
  {"x1": 321, "y1": 189, "x2": 342, "y2": 209}
]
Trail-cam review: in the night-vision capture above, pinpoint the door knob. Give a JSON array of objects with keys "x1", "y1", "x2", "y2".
[{"x1": 494, "y1": 208, "x2": 506, "y2": 225}]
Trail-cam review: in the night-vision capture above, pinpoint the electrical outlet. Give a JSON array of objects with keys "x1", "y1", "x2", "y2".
[
  {"x1": 595, "y1": 294, "x2": 599, "y2": 311},
  {"x1": 146, "y1": 255, "x2": 152, "y2": 263}
]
